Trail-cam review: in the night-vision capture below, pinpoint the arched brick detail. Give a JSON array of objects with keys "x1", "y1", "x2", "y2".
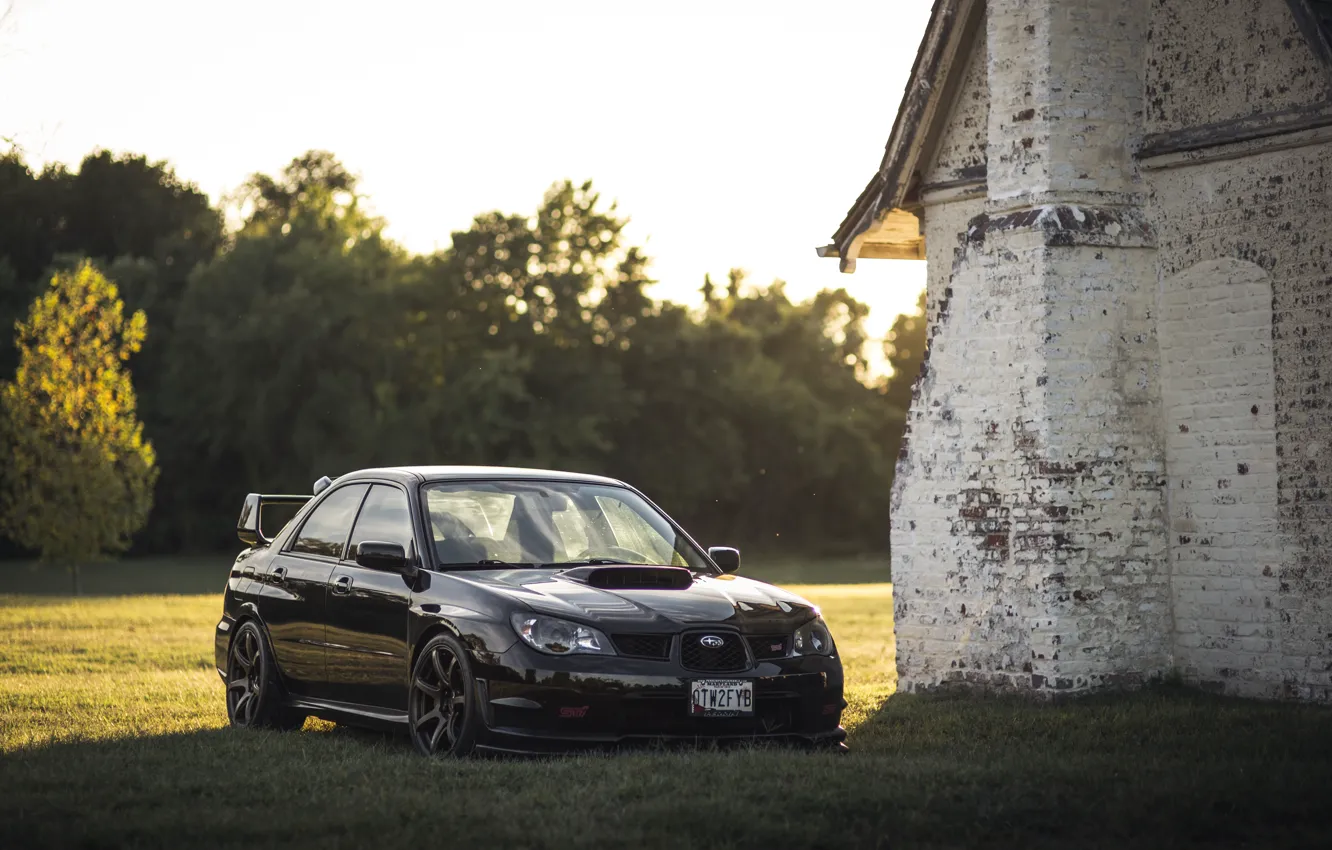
[{"x1": 1160, "y1": 258, "x2": 1286, "y2": 697}]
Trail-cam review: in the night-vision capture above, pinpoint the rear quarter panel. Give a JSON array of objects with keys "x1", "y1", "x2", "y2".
[{"x1": 214, "y1": 547, "x2": 272, "y2": 675}]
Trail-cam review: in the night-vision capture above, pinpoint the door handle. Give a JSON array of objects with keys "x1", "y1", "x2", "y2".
[
  {"x1": 270, "y1": 566, "x2": 287, "y2": 584},
  {"x1": 332, "y1": 575, "x2": 353, "y2": 595},
  {"x1": 242, "y1": 565, "x2": 255, "y2": 578}
]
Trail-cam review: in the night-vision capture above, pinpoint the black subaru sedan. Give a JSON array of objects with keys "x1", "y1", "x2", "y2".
[{"x1": 216, "y1": 466, "x2": 847, "y2": 756}]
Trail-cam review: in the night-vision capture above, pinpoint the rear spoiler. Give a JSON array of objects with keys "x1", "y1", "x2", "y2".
[{"x1": 237, "y1": 493, "x2": 312, "y2": 546}]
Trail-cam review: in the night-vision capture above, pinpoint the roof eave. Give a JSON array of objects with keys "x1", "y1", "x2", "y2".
[{"x1": 820, "y1": 0, "x2": 983, "y2": 273}]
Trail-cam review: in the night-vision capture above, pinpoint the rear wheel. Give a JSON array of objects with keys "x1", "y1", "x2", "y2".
[
  {"x1": 226, "y1": 621, "x2": 306, "y2": 731},
  {"x1": 408, "y1": 634, "x2": 481, "y2": 757}
]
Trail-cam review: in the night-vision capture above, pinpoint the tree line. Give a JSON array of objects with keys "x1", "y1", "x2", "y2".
[{"x1": 0, "y1": 149, "x2": 925, "y2": 558}]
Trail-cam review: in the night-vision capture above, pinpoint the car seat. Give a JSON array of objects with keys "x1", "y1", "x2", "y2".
[{"x1": 432, "y1": 512, "x2": 487, "y2": 564}]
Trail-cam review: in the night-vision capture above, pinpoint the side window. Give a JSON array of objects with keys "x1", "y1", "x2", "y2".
[
  {"x1": 290, "y1": 484, "x2": 368, "y2": 558},
  {"x1": 348, "y1": 484, "x2": 414, "y2": 560}
]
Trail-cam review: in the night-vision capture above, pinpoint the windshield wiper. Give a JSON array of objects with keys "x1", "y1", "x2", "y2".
[{"x1": 543, "y1": 558, "x2": 634, "y2": 567}]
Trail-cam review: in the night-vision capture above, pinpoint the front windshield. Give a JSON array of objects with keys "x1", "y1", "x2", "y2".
[{"x1": 422, "y1": 480, "x2": 710, "y2": 571}]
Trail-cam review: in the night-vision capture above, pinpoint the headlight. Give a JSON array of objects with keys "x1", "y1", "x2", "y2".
[
  {"x1": 510, "y1": 613, "x2": 615, "y2": 655},
  {"x1": 793, "y1": 617, "x2": 835, "y2": 656}
]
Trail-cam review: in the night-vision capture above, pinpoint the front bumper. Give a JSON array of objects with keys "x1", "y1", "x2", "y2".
[{"x1": 471, "y1": 642, "x2": 848, "y2": 754}]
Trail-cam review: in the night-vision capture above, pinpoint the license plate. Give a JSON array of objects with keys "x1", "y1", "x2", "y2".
[{"x1": 690, "y1": 679, "x2": 754, "y2": 716}]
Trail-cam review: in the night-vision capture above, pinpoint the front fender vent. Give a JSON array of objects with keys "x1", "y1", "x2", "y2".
[{"x1": 611, "y1": 634, "x2": 673, "y2": 659}]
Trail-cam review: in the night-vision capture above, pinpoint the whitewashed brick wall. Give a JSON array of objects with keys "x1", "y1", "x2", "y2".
[
  {"x1": 1145, "y1": 0, "x2": 1330, "y2": 137},
  {"x1": 986, "y1": 0, "x2": 1146, "y2": 200},
  {"x1": 890, "y1": 0, "x2": 1332, "y2": 700},
  {"x1": 924, "y1": 25, "x2": 988, "y2": 187},
  {"x1": 1159, "y1": 258, "x2": 1285, "y2": 697},
  {"x1": 895, "y1": 204, "x2": 1172, "y2": 693},
  {"x1": 1149, "y1": 141, "x2": 1332, "y2": 700},
  {"x1": 894, "y1": 219, "x2": 1051, "y2": 690}
]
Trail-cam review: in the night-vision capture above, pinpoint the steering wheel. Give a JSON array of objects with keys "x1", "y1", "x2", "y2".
[{"x1": 572, "y1": 546, "x2": 649, "y2": 564}]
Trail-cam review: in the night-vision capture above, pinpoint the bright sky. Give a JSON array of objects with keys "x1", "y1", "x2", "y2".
[{"x1": 1, "y1": 0, "x2": 929, "y2": 372}]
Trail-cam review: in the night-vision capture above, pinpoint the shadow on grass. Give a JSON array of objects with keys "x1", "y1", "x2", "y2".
[
  {"x1": 6, "y1": 687, "x2": 1332, "y2": 849},
  {"x1": 839, "y1": 683, "x2": 1332, "y2": 849},
  {"x1": 1, "y1": 724, "x2": 869, "y2": 850},
  {"x1": 0, "y1": 555, "x2": 233, "y2": 596}
]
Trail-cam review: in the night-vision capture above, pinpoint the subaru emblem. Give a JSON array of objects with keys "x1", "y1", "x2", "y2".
[{"x1": 699, "y1": 635, "x2": 725, "y2": 649}]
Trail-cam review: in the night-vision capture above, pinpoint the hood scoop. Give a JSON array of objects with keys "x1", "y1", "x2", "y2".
[{"x1": 558, "y1": 565, "x2": 694, "y2": 590}]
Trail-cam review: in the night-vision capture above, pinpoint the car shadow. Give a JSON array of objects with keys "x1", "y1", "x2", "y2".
[
  {"x1": 0, "y1": 722, "x2": 858, "y2": 848},
  {"x1": 8, "y1": 685, "x2": 1332, "y2": 849}
]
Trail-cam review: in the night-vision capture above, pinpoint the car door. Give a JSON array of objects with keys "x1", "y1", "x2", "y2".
[
  {"x1": 259, "y1": 483, "x2": 369, "y2": 698},
  {"x1": 323, "y1": 483, "x2": 417, "y2": 709}
]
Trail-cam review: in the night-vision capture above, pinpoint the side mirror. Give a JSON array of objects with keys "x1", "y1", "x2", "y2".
[
  {"x1": 356, "y1": 540, "x2": 411, "y2": 574},
  {"x1": 708, "y1": 546, "x2": 741, "y2": 574}
]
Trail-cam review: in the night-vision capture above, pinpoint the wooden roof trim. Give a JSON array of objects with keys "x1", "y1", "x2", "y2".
[{"x1": 823, "y1": 0, "x2": 984, "y2": 272}]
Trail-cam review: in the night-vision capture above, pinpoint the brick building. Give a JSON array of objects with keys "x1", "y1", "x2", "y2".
[{"x1": 821, "y1": 0, "x2": 1332, "y2": 700}]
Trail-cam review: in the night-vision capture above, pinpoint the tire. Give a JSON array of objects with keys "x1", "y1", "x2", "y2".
[
  {"x1": 408, "y1": 633, "x2": 483, "y2": 757},
  {"x1": 225, "y1": 621, "x2": 307, "y2": 731}
]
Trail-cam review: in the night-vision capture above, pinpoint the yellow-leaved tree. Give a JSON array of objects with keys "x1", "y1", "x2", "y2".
[{"x1": 0, "y1": 262, "x2": 157, "y2": 594}]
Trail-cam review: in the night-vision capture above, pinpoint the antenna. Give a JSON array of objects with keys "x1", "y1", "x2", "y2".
[{"x1": 312, "y1": 475, "x2": 333, "y2": 496}]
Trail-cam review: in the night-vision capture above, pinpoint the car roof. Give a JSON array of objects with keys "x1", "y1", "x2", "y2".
[{"x1": 334, "y1": 465, "x2": 630, "y2": 488}]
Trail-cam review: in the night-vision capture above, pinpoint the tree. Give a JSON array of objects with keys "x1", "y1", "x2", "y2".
[
  {"x1": 158, "y1": 152, "x2": 405, "y2": 549},
  {"x1": 158, "y1": 169, "x2": 662, "y2": 550},
  {"x1": 0, "y1": 262, "x2": 158, "y2": 592},
  {"x1": 0, "y1": 151, "x2": 222, "y2": 541},
  {"x1": 0, "y1": 146, "x2": 916, "y2": 558},
  {"x1": 605, "y1": 273, "x2": 903, "y2": 552},
  {"x1": 883, "y1": 290, "x2": 927, "y2": 417},
  {"x1": 396, "y1": 180, "x2": 651, "y2": 470},
  {"x1": 58, "y1": 150, "x2": 222, "y2": 277}
]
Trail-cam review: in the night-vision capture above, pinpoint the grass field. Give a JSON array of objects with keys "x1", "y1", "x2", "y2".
[{"x1": 3, "y1": 561, "x2": 1332, "y2": 848}]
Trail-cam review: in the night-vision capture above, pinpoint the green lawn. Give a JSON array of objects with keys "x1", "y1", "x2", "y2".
[
  {"x1": 741, "y1": 551, "x2": 890, "y2": 586},
  {"x1": 3, "y1": 570, "x2": 1332, "y2": 848}
]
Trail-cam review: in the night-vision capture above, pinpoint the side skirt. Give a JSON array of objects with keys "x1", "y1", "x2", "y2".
[{"x1": 285, "y1": 696, "x2": 409, "y2": 732}]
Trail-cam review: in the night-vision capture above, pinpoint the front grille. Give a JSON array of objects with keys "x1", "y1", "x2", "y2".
[
  {"x1": 680, "y1": 631, "x2": 749, "y2": 673},
  {"x1": 613, "y1": 634, "x2": 672, "y2": 659},
  {"x1": 746, "y1": 634, "x2": 790, "y2": 660}
]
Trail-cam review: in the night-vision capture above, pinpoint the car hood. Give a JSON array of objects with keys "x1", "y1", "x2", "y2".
[{"x1": 453, "y1": 568, "x2": 819, "y2": 632}]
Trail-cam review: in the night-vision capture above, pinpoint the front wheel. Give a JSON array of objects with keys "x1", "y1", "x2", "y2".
[
  {"x1": 225, "y1": 621, "x2": 306, "y2": 731},
  {"x1": 408, "y1": 634, "x2": 482, "y2": 757}
]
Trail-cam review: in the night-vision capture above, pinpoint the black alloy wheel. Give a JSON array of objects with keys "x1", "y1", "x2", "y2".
[
  {"x1": 226, "y1": 621, "x2": 305, "y2": 731},
  {"x1": 409, "y1": 634, "x2": 481, "y2": 757}
]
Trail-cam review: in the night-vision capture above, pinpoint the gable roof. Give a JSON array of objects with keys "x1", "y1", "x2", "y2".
[{"x1": 817, "y1": 0, "x2": 984, "y2": 272}]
